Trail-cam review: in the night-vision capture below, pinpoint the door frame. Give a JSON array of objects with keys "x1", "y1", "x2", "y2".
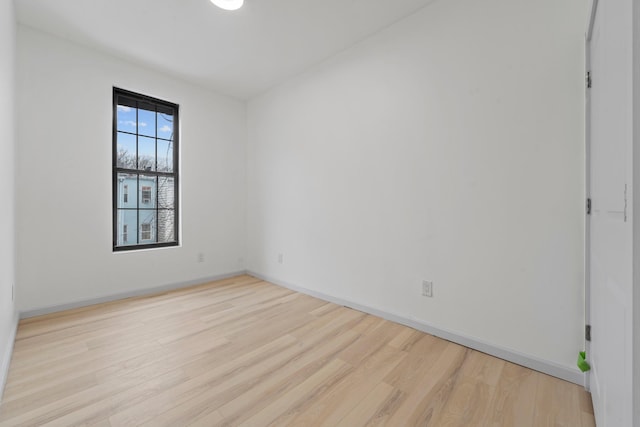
[
  {"x1": 584, "y1": 0, "x2": 598, "y2": 394},
  {"x1": 632, "y1": 0, "x2": 640, "y2": 423}
]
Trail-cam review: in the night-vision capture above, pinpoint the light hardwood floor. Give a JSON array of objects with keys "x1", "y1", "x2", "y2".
[{"x1": 0, "y1": 275, "x2": 594, "y2": 426}]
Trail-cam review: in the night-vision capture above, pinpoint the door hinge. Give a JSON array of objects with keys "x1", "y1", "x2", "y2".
[
  {"x1": 586, "y1": 198, "x2": 592, "y2": 215},
  {"x1": 586, "y1": 324, "x2": 591, "y2": 342},
  {"x1": 586, "y1": 71, "x2": 592, "y2": 89}
]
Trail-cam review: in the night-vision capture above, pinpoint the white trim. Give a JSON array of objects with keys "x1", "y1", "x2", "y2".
[
  {"x1": 19, "y1": 270, "x2": 246, "y2": 319},
  {"x1": 632, "y1": 0, "x2": 640, "y2": 422},
  {"x1": 15, "y1": 270, "x2": 584, "y2": 386},
  {"x1": 248, "y1": 271, "x2": 585, "y2": 386},
  {"x1": 0, "y1": 312, "x2": 19, "y2": 402},
  {"x1": 584, "y1": 15, "x2": 593, "y2": 394}
]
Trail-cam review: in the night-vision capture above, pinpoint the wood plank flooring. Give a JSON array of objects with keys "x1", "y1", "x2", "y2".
[{"x1": 0, "y1": 275, "x2": 595, "y2": 426}]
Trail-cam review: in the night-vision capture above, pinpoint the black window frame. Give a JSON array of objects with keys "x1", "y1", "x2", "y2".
[{"x1": 113, "y1": 87, "x2": 179, "y2": 251}]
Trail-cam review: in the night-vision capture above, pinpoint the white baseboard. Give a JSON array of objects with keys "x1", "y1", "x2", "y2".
[
  {"x1": 248, "y1": 271, "x2": 585, "y2": 386},
  {"x1": 19, "y1": 270, "x2": 247, "y2": 319},
  {"x1": 14, "y1": 270, "x2": 584, "y2": 387},
  {"x1": 0, "y1": 311, "x2": 19, "y2": 402}
]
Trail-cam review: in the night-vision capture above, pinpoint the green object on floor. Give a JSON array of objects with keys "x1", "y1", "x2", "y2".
[{"x1": 577, "y1": 351, "x2": 591, "y2": 372}]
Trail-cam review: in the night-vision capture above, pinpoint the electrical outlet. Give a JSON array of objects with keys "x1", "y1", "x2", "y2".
[
  {"x1": 422, "y1": 280, "x2": 433, "y2": 297},
  {"x1": 197, "y1": 252, "x2": 205, "y2": 263},
  {"x1": 278, "y1": 253, "x2": 284, "y2": 264}
]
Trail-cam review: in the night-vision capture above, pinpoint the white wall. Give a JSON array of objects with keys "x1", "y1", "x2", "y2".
[
  {"x1": 16, "y1": 26, "x2": 247, "y2": 312},
  {"x1": 247, "y1": 0, "x2": 588, "y2": 372},
  {"x1": 0, "y1": 0, "x2": 17, "y2": 398}
]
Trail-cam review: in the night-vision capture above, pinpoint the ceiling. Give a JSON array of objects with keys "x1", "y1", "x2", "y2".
[{"x1": 16, "y1": 0, "x2": 435, "y2": 99}]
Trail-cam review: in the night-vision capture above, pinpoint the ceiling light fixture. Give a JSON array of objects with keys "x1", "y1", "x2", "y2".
[{"x1": 210, "y1": 0, "x2": 244, "y2": 10}]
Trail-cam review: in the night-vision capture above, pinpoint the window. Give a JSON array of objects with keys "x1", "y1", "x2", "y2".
[
  {"x1": 141, "y1": 186, "x2": 152, "y2": 204},
  {"x1": 113, "y1": 88, "x2": 179, "y2": 251},
  {"x1": 141, "y1": 223, "x2": 152, "y2": 240}
]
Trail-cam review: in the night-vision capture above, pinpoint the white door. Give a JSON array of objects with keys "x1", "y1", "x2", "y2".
[{"x1": 587, "y1": 0, "x2": 633, "y2": 425}]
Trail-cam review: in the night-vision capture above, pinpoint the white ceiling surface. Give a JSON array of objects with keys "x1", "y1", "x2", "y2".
[{"x1": 16, "y1": 0, "x2": 436, "y2": 99}]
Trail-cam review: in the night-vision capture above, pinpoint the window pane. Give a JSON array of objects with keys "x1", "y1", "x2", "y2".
[
  {"x1": 116, "y1": 132, "x2": 136, "y2": 169},
  {"x1": 158, "y1": 210, "x2": 175, "y2": 243},
  {"x1": 117, "y1": 209, "x2": 138, "y2": 246},
  {"x1": 117, "y1": 173, "x2": 138, "y2": 208},
  {"x1": 157, "y1": 111, "x2": 174, "y2": 140},
  {"x1": 138, "y1": 136, "x2": 156, "y2": 171},
  {"x1": 139, "y1": 175, "x2": 157, "y2": 208},
  {"x1": 138, "y1": 103, "x2": 156, "y2": 137},
  {"x1": 139, "y1": 210, "x2": 157, "y2": 242},
  {"x1": 157, "y1": 140, "x2": 173, "y2": 172},
  {"x1": 158, "y1": 176, "x2": 175, "y2": 209},
  {"x1": 117, "y1": 101, "x2": 137, "y2": 133}
]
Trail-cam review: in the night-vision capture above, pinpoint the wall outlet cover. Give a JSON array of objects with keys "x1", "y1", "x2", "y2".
[{"x1": 422, "y1": 281, "x2": 433, "y2": 297}]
